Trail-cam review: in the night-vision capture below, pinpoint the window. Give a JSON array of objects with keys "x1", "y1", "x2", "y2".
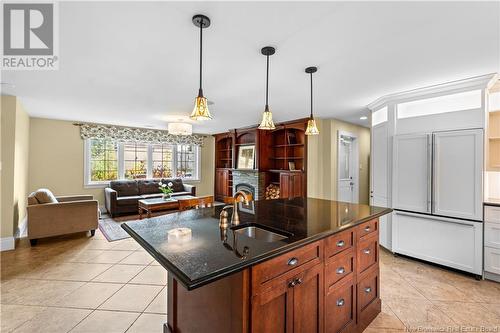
[
  {"x1": 124, "y1": 142, "x2": 148, "y2": 179},
  {"x1": 152, "y1": 144, "x2": 173, "y2": 178},
  {"x1": 85, "y1": 141, "x2": 200, "y2": 187},
  {"x1": 176, "y1": 144, "x2": 196, "y2": 178},
  {"x1": 88, "y1": 139, "x2": 118, "y2": 183},
  {"x1": 397, "y1": 90, "x2": 482, "y2": 119},
  {"x1": 372, "y1": 106, "x2": 388, "y2": 126}
]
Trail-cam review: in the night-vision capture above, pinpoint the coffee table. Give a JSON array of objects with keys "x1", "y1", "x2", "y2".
[{"x1": 138, "y1": 196, "x2": 196, "y2": 219}]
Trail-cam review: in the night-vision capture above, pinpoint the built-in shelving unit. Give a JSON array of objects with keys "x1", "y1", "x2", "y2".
[{"x1": 213, "y1": 118, "x2": 308, "y2": 201}]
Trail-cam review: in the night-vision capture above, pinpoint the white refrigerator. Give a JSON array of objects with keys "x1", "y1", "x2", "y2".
[{"x1": 392, "y1": 129, "x2": 484, "y2": 275}]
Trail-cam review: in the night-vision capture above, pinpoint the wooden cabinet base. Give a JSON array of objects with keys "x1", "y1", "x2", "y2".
[{"x1": 165, "y1": 221, "x2": 381, "y2": 333}]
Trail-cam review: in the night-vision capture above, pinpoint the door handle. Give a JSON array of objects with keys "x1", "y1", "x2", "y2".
[
  {"x1": 287, "y1": 257, "x2": 299, "y2": 266},
  {"x1": 336, "y1": 298, "x2": 345, "y2": 307},
  {"x1": 364, "y1": 287, "x2": 372, "y2": 293},
  {"x1": 363, "y1": 248, "x2": 371, "y2": 255},
  {"x1": 336, "y1": 267, "x2": 345, "y2": 274},
  {"x1": 336, "y1": 240, "x2": 345, "y2": 248}
]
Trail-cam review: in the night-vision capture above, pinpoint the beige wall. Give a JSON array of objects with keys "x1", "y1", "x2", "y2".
[
  {"x1": 29, "y1": 118, "x2": 215, "y2": 208},
  {"x1": 1, "y1": 96, "x2": 30, "y2": 238},
  {"x1": 307, "y1": 118, "x2": 371, "y2": 204}
]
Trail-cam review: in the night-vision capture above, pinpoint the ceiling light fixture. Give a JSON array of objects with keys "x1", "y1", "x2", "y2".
[
  {"x1": 360, "y1": 116, "x2": 368, "y2": 120},
  {"x1": 258, "y1": 46, "x2": 276, "y2": 130},
  {"x1": 168, "y1": 122, "x2": 193, "y2": 136},
  {"x1": 305, "y1": 66, "x2": 320, "y2": 135},
  {"x1": 190, "y1": 14, "x2": 212, "y2": 121}
]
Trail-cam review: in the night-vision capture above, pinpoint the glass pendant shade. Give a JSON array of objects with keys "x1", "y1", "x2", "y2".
[
  {"x1": 305, "y1": 118, "x2": 319, "y2": 135},
  {"x1": 190, "y1": 95, "x2": 211, "y2": 120},
  {"x1": 258, "y1": 108, "x2": 276, "y2": 130},
  {"x1": 168, "y1": 122, "x2": 193, "y2": 135}
]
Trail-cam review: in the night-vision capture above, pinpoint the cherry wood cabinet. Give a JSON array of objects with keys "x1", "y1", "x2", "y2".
[
  {"x1": 251, "y1": 263, "x2": 323, "y2": 333},
  {"x1": 280, "y1": 172, "x2": 303, "y2": 199},
  {"x1": 215, "y1": 168, "x2": 232, "y2": 201},
  {"x1": 166, "y1": 218, "x2": 381, "y2": 333}
]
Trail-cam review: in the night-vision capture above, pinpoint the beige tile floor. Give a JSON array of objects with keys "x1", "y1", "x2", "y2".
[{"x1": 1, "y1": 230, "x2": 499, "y2": 332}]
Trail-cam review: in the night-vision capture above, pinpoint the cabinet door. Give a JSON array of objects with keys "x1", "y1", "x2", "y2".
[
  {"x1": 291, "y1": 173, "x2": 303, "y2": 198},
  {"x1": 251, "y1": 279, "x2": 293, "y2": 333},
  {"x1": 433, "y1": 129, "x2": 483, "y2": 221},
  {"x1": 370, "y1": 123, "x2": 389, "y2": 202},
  {"x1": 292, "y1": 264, "x2": 324, "y2": 333},
  {"x1": 280, "y1": 173, "x2": 291, "y2": 199},
  {"x1": 393, "y1": 133, "x2": 431, "y2": 213},
  {"x1": 325, "y1": 279, "x2": 355, "y2": 333}
]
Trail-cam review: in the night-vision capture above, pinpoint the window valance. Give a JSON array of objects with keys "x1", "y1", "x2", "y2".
[{"x1": 76, "y1": 123, "x2": 205, "y2": 146}]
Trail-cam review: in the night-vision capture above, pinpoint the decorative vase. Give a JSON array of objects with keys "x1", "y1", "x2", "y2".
[{"x1": 163, "y1": 193, "x2": 171, "y2": 200}]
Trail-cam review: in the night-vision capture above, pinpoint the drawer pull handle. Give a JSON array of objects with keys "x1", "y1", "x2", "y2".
[
  {"x1": 364, "y1": 226, "x2": 371, "y2": 232},
  {"x1": 364, "y1": 287, "x2": 372, "y2": 293},
  {"x1": 287, "y1": 257, "x2": 299, "y2": 266},
  {"x1": 288, "y1": 278, "x2": 302, "y2": 288},
  {"x1": 336, "y1": 267, "x2": 345, "y2": 274},
  {"x1": 336, "y1": 299, "x2": 345, "y2": 307},
  {"x1": 363, "y1": 249, "x2": 371, "y2": 255},
  {"x1": 336, "y1": 240, "x2": 345, "y2": 247}
]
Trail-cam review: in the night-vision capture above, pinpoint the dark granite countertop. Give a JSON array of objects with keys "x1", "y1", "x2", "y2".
[
  {"x1": 485, "y1": 198, "x2": 500, "y2": 207},
  {"x1": 122, "y1": 198, "x2": 392, "y2": 290}
]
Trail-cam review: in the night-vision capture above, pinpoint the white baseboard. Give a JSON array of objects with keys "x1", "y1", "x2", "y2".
[{"x1": 0, "y1": 237, "x2": 15, "y2": 251}]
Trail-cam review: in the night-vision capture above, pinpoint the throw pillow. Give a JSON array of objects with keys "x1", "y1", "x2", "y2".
[
  {"x1": 27, "y1": 192, "x2": 39, "y2": 205},
  {"x1": 34, "y1": 189, "x2": 58, "y2": 204}
]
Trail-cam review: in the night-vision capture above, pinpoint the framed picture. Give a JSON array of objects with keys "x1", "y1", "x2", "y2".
[
  {"x1": 237, "y1": 145, "x2": 255, "y2": 169},
  {"x1": 287, "y1": 131, "x2": 297, "y2": 145},
  {"x1": 288, "y1": 161, "x2": 296, "y2": 170}
]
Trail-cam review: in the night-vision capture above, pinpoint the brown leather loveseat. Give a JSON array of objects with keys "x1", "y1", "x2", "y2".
[{"x1": 104, "y1": 179, "x2": 196, "y2": 217}]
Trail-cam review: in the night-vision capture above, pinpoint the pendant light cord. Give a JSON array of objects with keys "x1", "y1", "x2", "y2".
[
  {"x1": 198, "y1": 18, "x2": 203, "y2": 96},
  {"x1": 310, "y1": 72, "x2": 313, "y2": 118},
  {"x1": 265, "y1": 54, "x2": 269, "y2": 111}
]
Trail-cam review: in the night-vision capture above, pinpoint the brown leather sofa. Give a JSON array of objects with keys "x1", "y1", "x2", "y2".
[
  {"x1": 27, "y1": 191, "x2": 99, "y2": 246},
  {"x1": 104, "y1": 179, "x2": 196, "y2": 217}
]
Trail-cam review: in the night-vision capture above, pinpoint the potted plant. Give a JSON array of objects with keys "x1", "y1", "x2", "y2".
[{"x1": 159, "y1": 181, "x2": 174, "y2": 200}]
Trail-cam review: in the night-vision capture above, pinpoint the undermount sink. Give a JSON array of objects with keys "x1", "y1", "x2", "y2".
[{"x1": 233, "y1": 225, "x2": 289, "y2": 242}]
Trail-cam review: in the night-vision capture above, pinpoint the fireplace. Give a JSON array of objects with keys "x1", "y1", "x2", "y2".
[
  {"x1": 232, "y1": 170, "x2": 266, "y2": 200},
  {"x1": 235, "y1": 183, "x2": 255, "y2": 199}
]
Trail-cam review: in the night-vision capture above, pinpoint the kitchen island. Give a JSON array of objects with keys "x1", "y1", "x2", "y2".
[{"x1": 122, "y1": 198, "x2": 391, "y2": 333}]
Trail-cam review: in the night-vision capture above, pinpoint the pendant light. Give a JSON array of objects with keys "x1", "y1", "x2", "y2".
[
  {"x1": 305, "y1": 66, "x2": 320, "y2": 135},
  {"x1": 258, "y1": 46, "x2": 276, "y2": 130},
  {"x1": 190, "y1": 14, "x2": 212, "y2": 121}
]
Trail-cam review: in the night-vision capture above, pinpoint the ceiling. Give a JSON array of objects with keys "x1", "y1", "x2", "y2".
[{"x1": 2, "y1": 1, "x2": 499, "y2": 133}]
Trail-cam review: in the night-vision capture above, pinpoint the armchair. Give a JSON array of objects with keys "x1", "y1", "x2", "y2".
[{"x1": 27, "y1": 194, "x2": 99, "y2": 246}]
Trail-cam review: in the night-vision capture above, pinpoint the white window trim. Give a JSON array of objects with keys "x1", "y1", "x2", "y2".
[{"x1": 84, "y1": 139, "x2": 201, "y2": 188}]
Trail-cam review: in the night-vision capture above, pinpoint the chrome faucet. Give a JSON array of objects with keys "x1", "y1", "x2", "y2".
[{"x1": 219, "y1": 190, "x2": 250, "y2": 227}]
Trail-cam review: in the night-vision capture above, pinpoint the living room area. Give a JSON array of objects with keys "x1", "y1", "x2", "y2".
[{"x1": 2, "y1": 1, "x2": 500, "y2": 333}]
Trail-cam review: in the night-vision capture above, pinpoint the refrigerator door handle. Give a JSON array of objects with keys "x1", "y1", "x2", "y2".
[{"x1": 427, "y1": 134, "x2": 433, "y2": 214}]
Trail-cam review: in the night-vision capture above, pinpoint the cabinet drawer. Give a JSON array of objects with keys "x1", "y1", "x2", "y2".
[
  {"x1": 252, "y1": 241, "x2": 323, "y2": 288},
  {"x1": 485, "y1": 206, "x2": 500, "y2": 224},
  {"x1": 485, "y1": 223, "x2": 500, "y2": 249},
  {"x1": 357, "y1": 234, "x2": 378, "y2": 274},
  {"x1": 325, "y1": 277, "x2": 355, "y2": 333},
  {"x1": 325, "y1": 229, "x2": 354, "y2": 258},
  {"x1": 357, "y1": 267, "x2": 379, "y2": 312},
  {"x1": 357, "y1": 219, "x2": 378, "y2": 240},
  {"x1": 326, "y1": 248, "x2": 355, "y2": 288},
  {"x1": 485, "y1": 247, "x2": 500, "y2": 275}
]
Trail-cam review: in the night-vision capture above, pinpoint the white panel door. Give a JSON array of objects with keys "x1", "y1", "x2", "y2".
[
  {"x1": 392, "y1": 211, "x2": 483, "y2": 274},
  {"x1": 433, "y1": 129, "x2": 483, "y2": 221},
  {"x1": 393, "y1": 134, "x2": 431, "y2": 213}
]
